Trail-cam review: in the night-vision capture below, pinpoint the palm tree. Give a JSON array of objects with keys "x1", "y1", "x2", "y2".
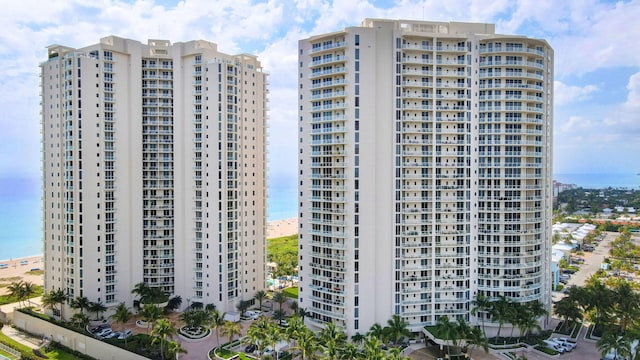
[
  {"x1": 246, "y1": 317, "x2": 271, "y2": 358},
  {"x1": 220, "y1": 321, "x2": 242, "y2": 348},
  {"x1": 464, "y1": 326, "x2": 488, "y2": 358},
  {"x1": 111, "y1": 303, "x2": 132, "y2": 347},
  {"x1": 351, "y1": 332, "x2": 365, "y2": 345},
  {"x1": 553, "y1": 297, "x2": 582, "y2": 330},
  {"x1": 41, "y1": 291, "x2": 58, "y2": 318},
  {"x1": 297, "y1": 307, "x2": 312, "y2": 322},
  {"x1": 264, "y1": 324, "x2": 284, "y2": 360},
  {"x1": 385, "y1": 347, "x2": 410, "y2": 360},
  {"x1": 367, "y1": 323, "x2": 385, "y2": 341},
  {"x1": 151, "y1": 318, "x2": 177, "y2": 360},
  {"x1": 339, "y1": 342, "x2": 361, "y2": 359},
  {"x1": 131, "y1": 282, "x2": 151, "y2": 306},
  {"x1": 70, "y1": 312, "x2": 90, "y2": 330},
  {"x1": 289, "y1": 299, "x2": 299, "y2": 314},
  {"x1": 362, "y1": 336, "x2": 385, "y2": 360},
  {"x1": 272, "y1": 291, "x2": 287, "y2": 312},
  {"x1": 597, "y1": 330, "x2": 631, "y2": 360},
  {"x1": 456, "y1": 318, "x2": 472, "y2": 349},
  {"x1": 88, "y1": 301, "x2": 107, "y2": 321},
  {"x1": 612, "y1": 281, "x2": 640, "y2": 333},
  {"x1": 471, "y1": 292, "x2": 491, "y2": 336},
  {"x1": 166, "y1": 296, "x2": 183, "y2": 312},
  {"x1": 237, "y1": 299, "x2": 251, "y2": 317},
  {"x1": 140, "y1": 303, "x2": 163, "y2": 334},
  {"x1": 272, "y1": 309, "x2": 287, "y2": 322},
  {"x1": 284, "y1": 315, "x2": 305, "y2": 349},
  {"x1": 435, "y1": 316, "x2": 459, "y2": 357},
  {"x1": 319, "y1": 322, "x2": 346, "y2": 360},
  {"x1": 166, "y1": 340, "x2": 187, "y2": 359},
  {"x1": 526, "y1": 300, "x2": 548, "y2": 321},
  {"x1": 295, "y1": 328, "x2": 319, "y2": 360},
  {"x1": 71, "y1": 296, "x2": 91, "y2": 315},
  {"x1": 517, "y1": 310, "x2": 541, "y2": 342},
  {"x1": 50, "y1": 288, "x2": 67, "y2": 319},
  {"x1": 208, "y1": 309, "x2": 226, "y2": 347},
  {"x1": 489, "y1": 295, "x2": 512, "y2": 341},
  {"x1": 386, "y1": 314, "x2": 411, "y2": 347},
  {"x1": 111, "y1": 302, "x2": 132, "y2": 330},
  {"x1": 21, "y1": 282, "x2": 37, "y2": 307},
  {"x1": 509, "y1": 302, "x2": 525, "y2": 339},
  {"x1": 7, "y1": 281, "x2": 26, "y2": 307},
  {"x1": 254, "y1": 290, "x2": 267, "y2": 310}
]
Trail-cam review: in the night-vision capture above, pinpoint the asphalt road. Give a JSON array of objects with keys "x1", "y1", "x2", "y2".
[{"x1": 566, "y1": 231, "x2": 615, "y2": 287}]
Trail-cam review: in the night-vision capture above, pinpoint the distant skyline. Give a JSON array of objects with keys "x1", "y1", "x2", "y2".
[{"x1": 1, "y1": 0, "x2": 640, "y2": 180}]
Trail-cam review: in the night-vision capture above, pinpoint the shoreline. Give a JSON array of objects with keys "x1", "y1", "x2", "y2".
[
  {"x1": 0, "y1": 218, "x2": 298, "y2": 297},
  {"x1": 0, "y1": 255, "x2": 43, "y2": 264},
  {"x1": 266, "y1": 217, "x2": 298, "y2": 238},
  {"x1": 0, "y1": 218, "x2": 299, "y2": 262},
  {"x1": 0, "y1": 255, "x2": 44, "y2": 296}
]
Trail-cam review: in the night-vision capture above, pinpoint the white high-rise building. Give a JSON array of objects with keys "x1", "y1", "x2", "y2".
[
  {"x1": 41, "y1": 36, "x2": 267, "y2": 315},
  {"x1": 298, "y1": 19, "x2": 553, "y2": 336}
]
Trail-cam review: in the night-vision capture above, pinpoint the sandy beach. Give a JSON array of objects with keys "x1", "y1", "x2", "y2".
[
  {"x1": 0, "y1": 219, "x2": 297, "y2": 295},
  {"x1": 266, "y1": 217, "x2": 298, "y2": 238},
  {"x1": 0, "y1": 256, "x2": 44, "y2": 296}
]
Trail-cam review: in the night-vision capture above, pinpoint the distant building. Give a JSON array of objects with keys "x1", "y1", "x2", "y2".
[
  {"x1": 553, "y1": 180, "x2": 577, "y2": 197},
  {"x1": 41, "y1": 36, "x2": 267, "y2": 316}
]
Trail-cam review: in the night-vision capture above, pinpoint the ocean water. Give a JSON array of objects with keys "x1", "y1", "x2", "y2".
[
  {"x1": 553, "y1": 173, "x2": 640, "y2": 189},
  {"x1": 0, "y1": 177, "x2": 43, "y2": 260},
  {"x1": 3, "y1": 173, "x2": 631, "y2": 259},
  {"x1": 268, "y1": 173, "x2": 297, "y2": 221},
  {"x1": 0, "y1": 174, "x2": 299, "y2": 260}
]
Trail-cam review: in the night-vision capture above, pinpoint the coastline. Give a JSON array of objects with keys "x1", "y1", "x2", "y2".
[
  {"x1": 0, "y1": 255, "x2": 44, "y2": 296},
  {"x1": 0, "y1": 218, "x2": 298, "y2": 296},
  {"x1": 266, "y1": 217, "x2": 298, "y2": 238}
]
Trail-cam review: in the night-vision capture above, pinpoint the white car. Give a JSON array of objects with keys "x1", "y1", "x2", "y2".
[
  {"x1": 543, "y1": 340, "x2": 565, "y2": 353},
  {"x1": 96, "y1": 328, "x2": 114, "y2": 338},
  {"x1": 117, "y1": 329, "x2": 133, "y2": 339},
  {"x1": 552, "y1": 338, "x2": 576, "y2": 350}
]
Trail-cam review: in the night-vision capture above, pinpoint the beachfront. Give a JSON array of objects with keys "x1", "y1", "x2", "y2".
[
  {"x1": 0, "y1": 256, "x2": 43, "y2": 296},
  {"x1": 0, "y1": 218, "x2": 298, "y2": 297}
]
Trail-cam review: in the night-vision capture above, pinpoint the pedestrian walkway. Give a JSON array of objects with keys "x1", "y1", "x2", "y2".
[{"x1": 1, "y1": 324, "x2": 41, "y2": 349}]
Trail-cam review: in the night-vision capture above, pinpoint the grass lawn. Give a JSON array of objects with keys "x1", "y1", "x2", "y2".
[
  {"x1": 0, "y1": 327, "x2": 88, "y2": 360},
  {"x1": 0, "y1": 286, "x2": 44, "y2": 306},
  {"x1": 283, "y1": 287, "x2": 298, "y2": 299},
  {"x1": 267, "y1": 234, "x2": 298, "y2": 267}
]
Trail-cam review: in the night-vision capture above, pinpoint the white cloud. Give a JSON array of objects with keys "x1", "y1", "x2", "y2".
[
  {"x1": 1, "y1": 0, "x2": 640, "y2": 179},
  {"x1": 625, "y1": 70, "x2": 640, "y2": 108},
  {"x1": 554, "y1": 81, "x2": 598, "y2": 106}
]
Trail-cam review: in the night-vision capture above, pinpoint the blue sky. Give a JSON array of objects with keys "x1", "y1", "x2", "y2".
[{"x1": 1, "y1": 0, "x2": 640, "y2": 181}]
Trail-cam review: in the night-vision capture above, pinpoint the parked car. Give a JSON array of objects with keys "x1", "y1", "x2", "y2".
[
  {"x1": 96, "y1": 328, "x2": 114, "y2": 338},
  {"x1": 117, "y1": 330, "x2": 133, "y2": 339},
  {"x1": 245, "y1": 344, "x2": 257, "y2": 353},
  {"x1": 551, "y1": 338, "x2": 574, "y2": 352},
  {"x1": 553, "y1": 338, "x2": 576, "y2": 350},
  {"x1": 245, "y1": 310, "x2": 260, "y2": 319},
  {"x1": 543, "y1": 340, "x2": 565, "y2": 353},
  {"x1": 103, "y1": 331, "x2": 119, "y2": 339},
  {"x1": 278, "y1": 319, "x2": 289, "y2": 327}
]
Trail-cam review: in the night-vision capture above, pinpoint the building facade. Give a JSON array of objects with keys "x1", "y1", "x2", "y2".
[
  {"x1": 298, "y1": 19, "x2": 553, "y2": 336},
  {"x1": 41, "y1": 36, "x2": 267, "y2": 315}
]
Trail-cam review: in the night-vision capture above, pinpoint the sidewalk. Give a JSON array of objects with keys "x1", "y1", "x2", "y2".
[{"x1": 1, "y1": 325, "x2": 41, "y2": 349}]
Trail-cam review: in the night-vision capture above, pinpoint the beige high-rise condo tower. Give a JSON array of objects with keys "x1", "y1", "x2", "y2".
[
  {"x1": 41, "y1": 36, "x2": 267, "y2": 316},
  {"x1": 298, "y1": 19, "x2": 553, "y2": 336}
]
